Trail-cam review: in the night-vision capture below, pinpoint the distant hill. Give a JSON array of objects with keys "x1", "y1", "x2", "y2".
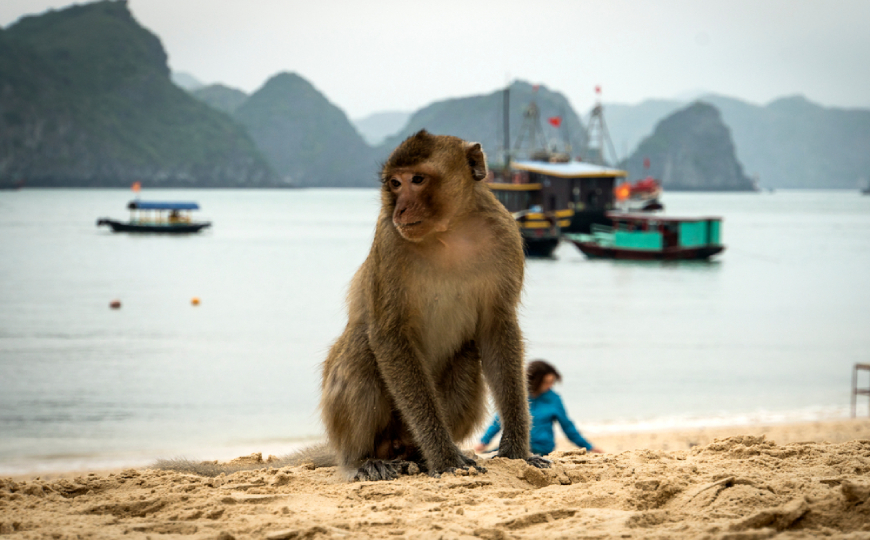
[
  {"x1": 233, "y1": 72, "x2": 378, "y2": 187},
  {"x1": 192, "y1": 84, "x2": 248, "y2": 115},
  {"x1": 620, "y1": 102, "x2": 755, "y2": 191},
  {"x1": 0, "y1": 1, "x2": 278, "y2": 187},
  {"x1": 704, "y1": 95, "x2": 870, "y2": 189},
  {"x1": 171, "y1": 71, "x2": 204, "y2": 91},
  {"x1": 378, "y1": 81, "x2": 586, "y2": 166},
  {"x1": 353, "y1": 111, "x2": 410, "y2": 146},
  {"x1": 602, "y1": 100, "x2": 686, "y2": 161},
  {"x1": 604, "y1": 95, "x2": 870, "y2": 189}
]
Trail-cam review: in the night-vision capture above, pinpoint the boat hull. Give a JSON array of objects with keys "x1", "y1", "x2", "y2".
[
  {"x1": 523, "y1": 236, "x2": 560, "y2": 258},
  {"x1": 570, "y1": 240, "x2": 724, "y2": 261},
  {"x1": 519, "y1": 225, "x2": 561, "y2": 258},
  {"x1": 97, "y1": 219, "x2": 211, "y2": 234}
]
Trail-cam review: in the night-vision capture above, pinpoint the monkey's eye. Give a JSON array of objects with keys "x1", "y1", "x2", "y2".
[
  {"x1": 411, "y1": 175, "x2": 425, "y2": 184},
  {"x1": 390, "y1": 178, "x2": 400, "y2": 188}
]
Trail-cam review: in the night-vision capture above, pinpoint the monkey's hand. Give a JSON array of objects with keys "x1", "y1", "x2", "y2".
[{"x1": 525, "y1": 455, "x2": 552, "y2": 469}]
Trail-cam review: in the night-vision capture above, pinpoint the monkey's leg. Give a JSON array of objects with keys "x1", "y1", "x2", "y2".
[
  {"x1": 321, "y1": 328, "x2": 396, "y2": 478},
  {"x1": 370, "y1": 330, "x2": 473, "y2": 476},
  {"x1": 479, "y1": 315, "x2": 550, "y2": 469}
]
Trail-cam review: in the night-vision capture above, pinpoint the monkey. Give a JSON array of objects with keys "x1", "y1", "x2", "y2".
[
  {"x1": 320, "y1": 130, "x2": 550, "y2": 481},
  {"x1": 155, "y1": 130, "x2": 549, "y2": 480}
]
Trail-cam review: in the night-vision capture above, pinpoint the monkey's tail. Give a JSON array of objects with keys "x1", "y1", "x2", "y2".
[{"x1": 152, "y1": 443, "x2": 337, "y2": 477}]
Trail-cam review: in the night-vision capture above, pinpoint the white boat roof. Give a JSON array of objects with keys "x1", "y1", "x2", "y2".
[{"x1": 512, "y1": 160, "x2": 628, "y2": 178}]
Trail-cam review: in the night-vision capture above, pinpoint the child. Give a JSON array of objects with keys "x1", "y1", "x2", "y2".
[{"x1": 474, "y1": 359, "x2": 603, "y2": 455}]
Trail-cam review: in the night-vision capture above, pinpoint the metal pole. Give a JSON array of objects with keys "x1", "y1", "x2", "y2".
[{"x1": 503, "y1": 87, "x2": 510, "y2": 162}]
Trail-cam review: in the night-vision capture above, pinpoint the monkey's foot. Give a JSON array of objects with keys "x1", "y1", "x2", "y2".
[
  {"x1": 353, "y1": 459, "x2": 420, "y2": 481},
  {"x1": 525, "y1": 455, "x2": 552, "y2": 469},
  {"x1": 428, "y1": 452, "x2": 486, "y2": 478}
]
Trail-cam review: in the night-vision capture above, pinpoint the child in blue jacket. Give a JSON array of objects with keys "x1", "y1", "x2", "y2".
[{"x1": 474, "y1": 359, "x2": 603, "y2": 455}]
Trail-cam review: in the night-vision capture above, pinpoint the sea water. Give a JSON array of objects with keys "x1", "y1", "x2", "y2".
[{"x1": 1, "y1": 189, "x2": 869, "y2": 474}]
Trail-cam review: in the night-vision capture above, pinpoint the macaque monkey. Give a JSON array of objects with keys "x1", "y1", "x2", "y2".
[
  {"x1": 321, "y1": 130, "x2": 549, "y2": 480},
  {"x1": 155, "y1": 131, "x2": 547, "y2": 480}
]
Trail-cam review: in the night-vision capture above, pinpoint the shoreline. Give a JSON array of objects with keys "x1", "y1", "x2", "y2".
[{"x1": 7, "y1": 417, "x2": 869, "y2": 482}]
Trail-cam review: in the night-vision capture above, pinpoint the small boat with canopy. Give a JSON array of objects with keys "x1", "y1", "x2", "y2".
[
  {"x1": 97, "y1": 201, "x2": 211, "y2": 233},
  {"x1": 564, "y1": 212, "x2": 724, "y2": 260}
]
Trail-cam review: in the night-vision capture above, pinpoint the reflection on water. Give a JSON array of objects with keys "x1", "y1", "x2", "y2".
[{"x1": 1, "y1": 189, "x2": 869, "y2": 473}]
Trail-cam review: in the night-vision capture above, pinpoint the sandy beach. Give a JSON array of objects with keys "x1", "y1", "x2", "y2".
[{"x1": 2, "y1": 418, "x2": 869, "y2": 539}]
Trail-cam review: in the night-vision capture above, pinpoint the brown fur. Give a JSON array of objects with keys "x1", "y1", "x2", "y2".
[{"x1": 320, "y1": 130, "x2": 547, "y2": 481}]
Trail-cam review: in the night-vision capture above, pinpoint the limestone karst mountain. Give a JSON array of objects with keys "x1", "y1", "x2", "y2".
[
  {"x1": 620, "y1": 102, "x2": 756, "y2": 191},
  {"x1": 232, "y1": 72, "x2": 378, "y2": 187},
  {"x1": 0, "y1": 1, "x2": 278, "y2": 187}
]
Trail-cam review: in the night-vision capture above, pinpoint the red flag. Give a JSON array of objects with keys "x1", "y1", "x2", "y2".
[
  {"x1": 548, "y1": 116, "x2": 562, "y2": 127},
  {"x1": 595, "y1": 85, "x2": 601, "y2": 95}
]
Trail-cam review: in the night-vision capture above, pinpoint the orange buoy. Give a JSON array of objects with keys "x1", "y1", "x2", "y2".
[
  {"x1": 109, "y1": 300, "x2": 121, "y2": 309},
  {"x1": 191, "y1": 297, "x2": 200, "y2": 306}
]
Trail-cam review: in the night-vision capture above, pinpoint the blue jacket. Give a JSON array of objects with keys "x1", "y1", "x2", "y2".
[{"x1": 479, "y1": 389, "x2": 592, "y2": 455}]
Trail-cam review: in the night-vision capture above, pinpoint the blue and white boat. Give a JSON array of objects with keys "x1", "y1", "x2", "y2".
[{"x1": 97, "y1": 201, "x2": 211, "y2": 234}]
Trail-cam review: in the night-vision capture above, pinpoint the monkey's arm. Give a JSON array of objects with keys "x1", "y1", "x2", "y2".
[
  {"x1": 478, "y1": 308, "x2": 549, "y2": 468},
  {"x1": 478, "y1": 311, "x2": 529, "y2": 460},
  {"x1": 368, "y1": 326, "x2": 476, "y2": 475}
]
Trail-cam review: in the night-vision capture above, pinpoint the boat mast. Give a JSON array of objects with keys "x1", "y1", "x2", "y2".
[
  {"x1": 560, "y1": 106, "x2": 572, "y2": 156},
  {"x1": 513, "y1": 87, "x2": 547, "y2": 160},
  {"x1": 581, "y1": 86, "x2": 619, "y2": 166},
  {"x1": 503, "y1": 85, "x2": 510, "y2": 179}
]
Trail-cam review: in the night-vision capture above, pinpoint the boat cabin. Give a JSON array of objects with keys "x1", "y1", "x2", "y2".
[
  {"x1": 606, "y1": 213, "x2": 722, "y2": 251},
  {"x1": 564, "y1": 212, "x2": 725, "y2": 260},
  {"x1": 127, "y1": 201, "x2": 200, "y2": 224},
  {"x1": 488, "y1": 160, "x2": 628, "y2": 233}
]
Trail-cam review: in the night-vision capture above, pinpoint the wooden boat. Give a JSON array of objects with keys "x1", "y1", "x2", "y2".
[
  {"x1": 487, "y1": 86, "x2": 645, "y2": 257},
  {"x1": 615, "y1": 176, "x2": 664, "y2": 212},
  {"x1": 513, "y1": 209, "x2": 561, "y2": 258},
  {"x1": 97, "y1": 201, "x2": 211, "y2": 233},
  {"x1": 564, "y1": 212, "x2": 725, "y2": 260},
  {"x1": 488, "y1": 159, "x2": 629, "y2": 257}
]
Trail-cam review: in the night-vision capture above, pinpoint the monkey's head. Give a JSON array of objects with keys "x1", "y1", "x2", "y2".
[{"x1": 381, "y1": 130, "x2": 487, "y2": 242}]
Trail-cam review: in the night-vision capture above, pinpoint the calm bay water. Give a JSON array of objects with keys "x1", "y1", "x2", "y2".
[{"x1": 1, "y1": 188, "x2": 869, "y2": 474}]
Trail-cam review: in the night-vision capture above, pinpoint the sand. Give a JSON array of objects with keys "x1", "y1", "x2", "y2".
[{"x1": 3, "y1": 418, "x2": 870, "y2": 539}]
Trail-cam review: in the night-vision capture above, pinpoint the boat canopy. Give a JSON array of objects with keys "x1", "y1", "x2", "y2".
[
  {"x1": 128, "y1": 201, "x2": 200, "y2": 210},
  {"x1": 512, "y1": 160, "x2": 628, "y2": 179}
]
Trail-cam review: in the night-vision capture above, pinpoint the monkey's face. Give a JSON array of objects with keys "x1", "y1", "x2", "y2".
[
  {"x1": 386, "y1": 167, "x2": 444, "y2": 241},
  {"x1": 382, "y1": 130, "x2": 488, "y2": 242}
]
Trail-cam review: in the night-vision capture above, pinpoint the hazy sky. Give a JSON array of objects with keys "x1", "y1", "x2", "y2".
[{"x1": 3, "y1": 0, "x2": 869, "y2": 119}]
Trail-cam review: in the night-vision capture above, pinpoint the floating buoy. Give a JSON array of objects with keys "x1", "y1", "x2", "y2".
[
  {"x1": 191, "y1": 297, "x2": 200, "y2": 306},
  {"x1": 109, "y1": 300, "x2": 121, "y2": 309}
]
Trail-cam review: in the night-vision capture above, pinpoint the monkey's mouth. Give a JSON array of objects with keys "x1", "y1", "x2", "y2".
[{"x1": 396, "y1": 220, "x2": 422, "y2": 228}]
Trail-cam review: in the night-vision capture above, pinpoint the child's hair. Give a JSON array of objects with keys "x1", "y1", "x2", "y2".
[{"x1": 526, "y1": 359, "x2": 562, "y2": 397}]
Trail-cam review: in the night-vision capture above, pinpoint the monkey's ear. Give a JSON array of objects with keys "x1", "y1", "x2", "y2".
[{"x1": 466, "y1": 142, "x2": 488, "y2": 181}]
